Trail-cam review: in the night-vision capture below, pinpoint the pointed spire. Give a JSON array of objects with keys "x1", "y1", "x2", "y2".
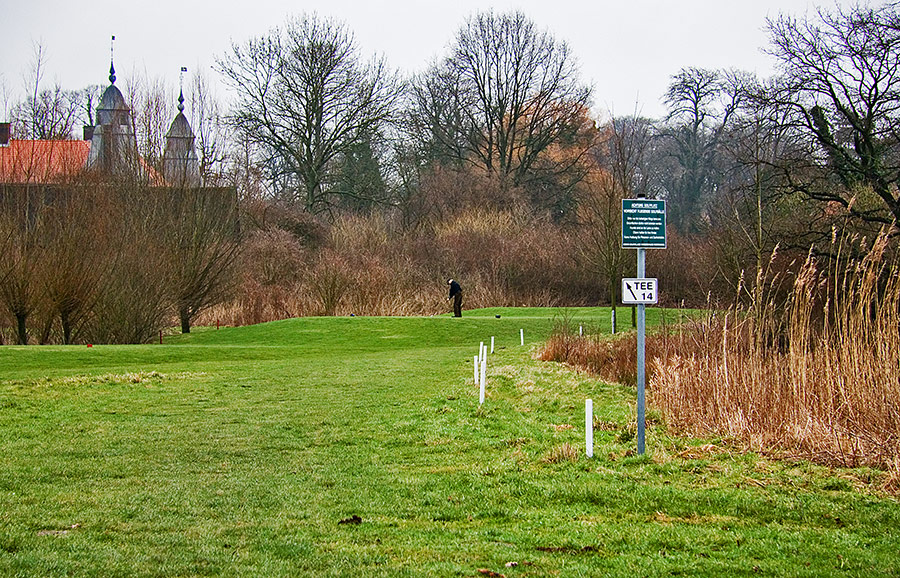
[
  {"x1": 178, "y1": 66, "x2": 187, "y2": 112},
  {"x1": 109, "y1": 35, "x2": 116, "y2": 84}
]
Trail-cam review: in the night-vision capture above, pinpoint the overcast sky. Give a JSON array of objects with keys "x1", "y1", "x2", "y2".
[{"x1": 0, "y1": 0, "x2": 866, "y2": 121}]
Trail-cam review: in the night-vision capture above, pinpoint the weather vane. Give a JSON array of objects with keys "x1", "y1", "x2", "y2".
[
  {"x1": 178, "y1": 66, "x2": 187, "y2": 112},
  {"x1": 109, "y1": 35, "x2": 117, "y2": 84}
]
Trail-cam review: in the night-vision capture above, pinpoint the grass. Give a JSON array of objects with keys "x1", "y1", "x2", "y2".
[
  {"x1": 0, "y1": 307, "x2": 898, "y2": 576},
  {"x1": 651, "y1": 235, "x2": 900, "y2": 471}
]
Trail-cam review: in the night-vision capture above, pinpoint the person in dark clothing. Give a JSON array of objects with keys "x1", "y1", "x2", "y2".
[{"x1": 447, "y1": 279, "x2": 462, "y2": 317}]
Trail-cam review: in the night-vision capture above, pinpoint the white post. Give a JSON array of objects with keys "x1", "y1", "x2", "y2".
[
  {"x1": 479, "y1": 357, "x2": 486, "y2": 404},
  {"x1": 579, "y1": 325, "x2": 583, "y2": 336},
  {"x1": 520, "y1": 329, "x2": 524, "y2": 346},
  {"x1": 585, "y1": 399, "x2": 594, "y2": 458},
  {"x1": 474, "y1": 355, "x2": 479, "y2": 385},
  {"x1": 490, "y1": 336, "x2": 495, "y2": 354},
  {"x1": 479, "y1": 341, "x2": 484, "y2": 363}
]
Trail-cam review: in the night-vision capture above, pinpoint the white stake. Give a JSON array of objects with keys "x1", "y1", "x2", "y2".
[
  {"x1": 520, "y1": 328, "x2": 524, "y2": 346},
  {"x1": 579, "y1": 325, "x2": 583, "y2": 336},
  {"x1": 490, "y1": 336, "x2": 495, "y2": 354},
  {"x1": 479, "y1": 341, "x2": 484, "y2": 363},
  {"x1": 474, "y1": 355, "x2": 479, "y2": 385},
  {"x1": 479, "y1": 357, "x2": 486, "y2": 404},
  {"x1": 586, "y1": 399, "x2": 594, "y2": 458}
]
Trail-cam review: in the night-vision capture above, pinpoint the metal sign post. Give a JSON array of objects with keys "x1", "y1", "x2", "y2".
[
  {"x1": 621, "y1": 198, "x2": 666, "y2": 456},
  {"x1": 636, "y1": 248, "x2": 646, "y2": 455}
]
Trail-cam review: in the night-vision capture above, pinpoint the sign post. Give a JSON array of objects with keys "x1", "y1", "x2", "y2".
[
  {"x1": 636, "y1": 249, "x2": 647, "y2": 455},
  {"x1": 621, "y1": 198, "x2": 666, "y2": 456}
]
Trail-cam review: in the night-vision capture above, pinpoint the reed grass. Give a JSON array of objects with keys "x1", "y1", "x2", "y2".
[{"x1": 543, "y1": 233, "x2": 900, "y2": 483}]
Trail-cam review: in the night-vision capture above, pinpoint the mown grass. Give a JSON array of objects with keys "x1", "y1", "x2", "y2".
[{"x1": 0, "y1": 308, "x2": 898, "y2": 577}]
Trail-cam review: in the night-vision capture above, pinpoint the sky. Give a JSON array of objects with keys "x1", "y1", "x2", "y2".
[{"x1": 0, "y1": 0, "x2": 865, "y2": 121}]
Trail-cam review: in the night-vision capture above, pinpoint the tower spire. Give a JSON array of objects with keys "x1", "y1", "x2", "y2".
[
  {"x1": 109, "y1": 35, "x2": 116, "y2": 84},
  {"x1": 178, "y1": 66, "x2": 187, "y2": 112}
]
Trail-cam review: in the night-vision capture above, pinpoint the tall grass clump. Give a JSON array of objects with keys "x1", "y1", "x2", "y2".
[
  {"x1": 544, "y1": 233, "x2": 900, "y2": 475},
  {"x1": 659, "y1": 234, "x2": 900, "y2": 470}
]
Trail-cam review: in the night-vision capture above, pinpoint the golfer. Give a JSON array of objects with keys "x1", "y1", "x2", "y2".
[{"x1": 447, "y1": 278, "x2": 462, "y2": 317}]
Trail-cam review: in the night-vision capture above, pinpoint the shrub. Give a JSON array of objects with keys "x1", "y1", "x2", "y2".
[
  {"x1": 220, "y1": 206, "x2": 597, "y2": 320},
  {"x1": 307, "y1": 250, "x2": 355, "y2": 316}
]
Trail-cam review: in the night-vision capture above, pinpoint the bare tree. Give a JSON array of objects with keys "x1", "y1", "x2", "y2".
[
  {"x1": 406, "y1": 64, "x2": 469, "y2": 170},
  {"x1": 576, "y1": 117, "x2": 650, "y2": 327},
  {"x1": 77, "y1": 84, "x2": 104, "y2": 128},
  {"x1": 11, "y1": 44, "x2": 80, "y2": 140},
  {"x1": 88, "y1": 185, "x2": 172, "y2": 344},
  {"x1": 0, "y1": 192, "x2": 48, "y2": 344},
  {"x1": 189, "y1": 70, "x2": 229, "y2": 186},
  {"x1": 658, "y1": 67, "x2": 746, "y2": 234},
  {"x1": 413, "y1": 11, "x2": 593, "y2": 201},
  {"x1": 13, "y1": 86, "x2": 81, "y2": 140},
  {"x1": 165, "y1": 187, "x2": 241, "y2": 333},
  {"x1": 710, "y1": 75, "x2": 811, "y2": 294},
  {"x1": 764, "y1": 3, "x2": 900, "y2": 235},
  {"x1": 124, "y1": 74, "x2": 173, "y2": 173},
  {"x1": 40, "y1": 183, "x2": 110, "y2": 344},
  {"x1": 218, "y1": 14, "x2": 402, "y2": 215}
]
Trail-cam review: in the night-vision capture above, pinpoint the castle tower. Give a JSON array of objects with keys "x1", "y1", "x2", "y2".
[
  {"x1": 86, "y1": 39, "x2": 141, "y2": 177},
  {"x1": 162, "y1": 81, "x2": 200, "y2": 188}
]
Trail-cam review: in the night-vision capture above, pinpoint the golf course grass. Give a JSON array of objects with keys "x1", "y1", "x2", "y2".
[{"x1": 1, "y1": 308, "x2": 897, "y2": 576}]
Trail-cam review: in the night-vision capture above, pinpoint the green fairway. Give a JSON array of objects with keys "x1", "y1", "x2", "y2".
[{"x1": 1, "y1": 308, "x2": 897, "y2": 577}]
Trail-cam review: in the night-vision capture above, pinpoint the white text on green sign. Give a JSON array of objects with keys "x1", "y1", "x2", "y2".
[{"x1": 622, "y1": 199, "x2": 666, "y2": 248}]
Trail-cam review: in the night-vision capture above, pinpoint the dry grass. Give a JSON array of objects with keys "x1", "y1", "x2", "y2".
[
  {"x1": 542, "y1": 233, "x2": 900, "y2": 481},
  {"x1": 541, "y1": 442, "x2": 579, "y2": 464}
]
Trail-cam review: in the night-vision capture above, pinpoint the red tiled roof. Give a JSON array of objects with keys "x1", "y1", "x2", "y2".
[{"x1": 0, "y1": 139, "x2": 90, "y2": 184}]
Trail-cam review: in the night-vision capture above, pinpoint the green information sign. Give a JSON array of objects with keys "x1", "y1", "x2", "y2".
[{"x1": 622, "y1": 199, "x2": 666, "y2": 249}]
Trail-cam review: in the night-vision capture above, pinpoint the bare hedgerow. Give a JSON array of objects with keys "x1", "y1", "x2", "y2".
[
  {"x1": 242, "y1": 227, "x2": 308, "y2": 288},
  {"x1": 435, "y1": 208, "x2": 594, "y2": 308},
  {"x1": 227, "y1": 227, "x2": 308, "y2": 324},
  {"x1": 215, "y1": 204, "x2": 598, "y2": 320}
]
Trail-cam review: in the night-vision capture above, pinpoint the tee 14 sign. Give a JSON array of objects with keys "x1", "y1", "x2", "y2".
[{"x1": 621, "y1": 278, "x2": 658, "y2": 304}]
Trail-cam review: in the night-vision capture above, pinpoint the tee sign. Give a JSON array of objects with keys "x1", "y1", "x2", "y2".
[{"x1": 622, "y1": 278, "x2": 658, "y2": 305}]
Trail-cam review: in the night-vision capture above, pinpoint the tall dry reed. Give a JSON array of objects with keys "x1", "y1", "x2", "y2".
[
  {"x1": 543, "y1": 233, "x2": 900, "y2": 474},
  {"x1": 655, "y1": 234, "x2": 900, "y2": 469}
]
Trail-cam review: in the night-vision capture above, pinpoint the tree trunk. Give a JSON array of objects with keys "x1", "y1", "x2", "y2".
[
  {"x1": 16, "y1": 313, "x2": 28, "y2": 345},
  {"x1": 61, "y1": 311, "x2": 73, "y2": 345},
  {"x1": 39, "y1": 315, "x2": 53, "y2": 345},
  {"x1": 180, "y1": 308, "x2": 191, "y2": 334}
]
